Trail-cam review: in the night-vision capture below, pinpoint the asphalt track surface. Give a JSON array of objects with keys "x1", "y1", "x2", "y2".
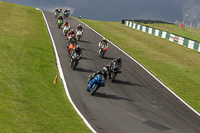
[{"x1": 43, "y1": 11, "x2": 200, "y2": 133}]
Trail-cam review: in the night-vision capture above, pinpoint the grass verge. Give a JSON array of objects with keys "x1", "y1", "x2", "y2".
[
  {"x1": 0, "y1": 1, "x2": 91, "y2": 132},
  {"x1": 77, "y1": 18, "x2": 200, "y2": 113}
]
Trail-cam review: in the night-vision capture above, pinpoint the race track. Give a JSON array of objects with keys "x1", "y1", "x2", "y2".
[{"x1": 43, "y1": 11, "x2": 200, "y2": 133}]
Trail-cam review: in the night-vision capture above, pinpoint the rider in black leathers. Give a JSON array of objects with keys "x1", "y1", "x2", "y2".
[
  {"x1": 76, "y1": 24, "x2": 83, "y2": 32},
  {"x1": 57, "y1": 15, "x2": 63, "y2": 21},
  {"x1": 107, "y1": 57, "x2": 122, "y2": 79},
  {"x1": 58, "y1": 8, "x2": 62, "y2": 13},
  {"x1": 70, "y1": 45, "x2": 82, "y2": 58}
]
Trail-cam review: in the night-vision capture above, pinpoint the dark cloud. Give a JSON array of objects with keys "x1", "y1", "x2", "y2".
[{"x1": 1, "y1": 0, "x2": 200, "y2": 26}]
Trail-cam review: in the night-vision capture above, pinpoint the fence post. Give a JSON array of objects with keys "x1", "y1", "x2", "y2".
[{"x1": 174, "y1": 20, "x2": 177, "y2": 25}]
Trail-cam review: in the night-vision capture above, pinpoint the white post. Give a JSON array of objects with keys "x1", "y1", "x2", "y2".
[{"x1": 182, "y1": 14, "x2": 188, "y2": 25}]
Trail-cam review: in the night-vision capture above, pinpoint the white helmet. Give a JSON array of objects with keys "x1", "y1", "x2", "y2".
[
  {"x1": 103, "y1": 67, "x2": 108, "y2": 73},
  {"x1": 76, "y1": 45, "x2": 80, "y2": 49}
]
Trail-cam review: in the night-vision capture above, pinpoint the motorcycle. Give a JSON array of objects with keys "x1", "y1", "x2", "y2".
[
  {"x1": 67, "y1": 34, "x2": 73, "y2": 41},
  {"x1": 98, "y1": 43, "x2": 107, "y2": 58},
  {"x1": 63, "y1": 26, "x2": 70, "y2": 36},
  {"x1": 109, "y1": 62, "x2": 121, "y2": 82},
  {"x1": 76, "y1": 30, "x2": 83, "y2": 41},
  {"x1": 64, "y1": 12, "x2": 69, "y2": 19},
  {"x1": 54, "y1": 11, "x2": 58, "y2": 18},
  {"x1": 87, "y1": 74, "x2": 105, "y2": 95},
  {"x1": 70, "y1": 52, "x2": 81, "y2": 70},
  {"x1": 57, "y1": 19, "x2": 63, "y2": 28}
]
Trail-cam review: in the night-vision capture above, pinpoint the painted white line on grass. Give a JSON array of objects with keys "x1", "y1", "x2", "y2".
[
  {"x1": 74, "y1": 17, "x2": 200, "y2": 117},
  {"x1": 38, "y1": 9, "x2": 97, "y2": 133}
]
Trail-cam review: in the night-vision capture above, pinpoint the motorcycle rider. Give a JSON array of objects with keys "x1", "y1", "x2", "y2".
[
  {"x1": 88, "y1": 67, "x2": 108, "y2": 83},
  {"x1": 70, "y1": 45, "x2": 82, "y2": 59},
  {"x1": 58, "y1": 8, "x2": 62, "y2": 13},
  {"x1": 67, "y1": 9, "x2": 70, "y2": 14},
  {"x1": 64, "y1": 9, "x2": 68, "y2": 13},
  {"x1": 67, "y1": 29, "x2": 75, "y2": 39},
  {"x1": 64, "y1": 9, "x2": 70, "y2": 16},
  {"x1": 55, "y1": 8, "x2": 59, "y2": 13},
  {"x1": 64, "y1": 9, "x2": 68, "y2": 17},
  {"x1": 76, "y1": 24, "x2": 83, "y2": 33},
  {"x1": 99, "y1": 38, "x2": 108, "y2": 48},
  {"x1": 54, "y1": 8, "x2": 59, "y2": 18},
  {"x1": 67, "y1": 30, "x2": 78, "y2": 53},
  {"x1": 57, "y1": 15, "x2": 63, "y2": 21},
  {"x1": 63, "y1": 20, "x2": 70, "y2": 28},
  {"x1": 87, "y1": 67, "x2": 108, "y2": 91},
  {"x1": 107, "y1": 57, "x2": 122, "y2": 79},
  {"x1": 67, "y1": 38, "x2": 77, "y2": 54},
  {"x1": 67, "y1": 29, "x2": 78, "y2": 43}
]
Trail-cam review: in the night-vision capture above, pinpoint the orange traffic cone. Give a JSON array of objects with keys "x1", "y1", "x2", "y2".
[{"x1": 53, "y1": 75, "x2": 58, "y2": 84}]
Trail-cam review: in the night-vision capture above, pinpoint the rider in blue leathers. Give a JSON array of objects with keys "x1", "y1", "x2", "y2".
[{"x1": 87, "y1": 67, "x2": 108, "y2": 92}]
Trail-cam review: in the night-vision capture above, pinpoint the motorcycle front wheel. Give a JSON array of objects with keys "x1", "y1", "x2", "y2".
[
  {"x1": 72, "y1": 61, "x2": 77, "y2": 70},
  {"x1": 101, "y1": 50, "x2": 105, "y2": 58},
  {"x1": 111, "y1": 72, "x2": 117, "y2": 82},
  {"x1": 91, "y1": 85, "x2": 99, "y2": 95}
]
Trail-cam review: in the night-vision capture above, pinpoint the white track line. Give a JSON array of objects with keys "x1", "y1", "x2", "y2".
[
  {"x1": 38, "y1": 9, "x2": 97, "y2": 133},
  {"x1": 74, "y1": 17, "x2": 200, "y2": 117}
]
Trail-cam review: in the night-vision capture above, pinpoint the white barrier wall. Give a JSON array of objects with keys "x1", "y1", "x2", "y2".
[{"x1": 124, "y1": 20, "x2": 200, "y2": 52}]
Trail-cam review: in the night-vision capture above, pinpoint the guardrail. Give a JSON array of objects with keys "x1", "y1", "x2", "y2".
[{"x1": 122, "y1": 20, "x2": 200, "y2": 52}]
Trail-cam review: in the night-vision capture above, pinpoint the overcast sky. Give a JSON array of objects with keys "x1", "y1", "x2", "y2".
[{"x1": 1, "y1": 0, "x2": 200, "y2": 26}]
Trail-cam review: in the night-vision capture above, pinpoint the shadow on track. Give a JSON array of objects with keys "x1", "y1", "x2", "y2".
[
  {"x1": 79, "y1": 40, "x2": 91, "y2": 43},
  {"x1": 81, "y1": 57, "x2": 95, "y2": 61},
  {"x1": 112, "y1": 79, "x2": 144, "y2": 87},
  {"x1": 81, "y1": 48, "x2": 91, "y2": 51},
  {"x1": 75, "y1": 67, "x2": 96, "y2": 73},
  {"x1": 94, "y1": 92, "x2": 134, "y2": 102},
  {"x1": 102, "y1": 56, "x2": 115, "y2": 60}
]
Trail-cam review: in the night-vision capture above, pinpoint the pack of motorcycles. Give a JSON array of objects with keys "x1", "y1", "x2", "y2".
[{"x1": 54, "y1": 10, "x2": 121, "y2": 95}]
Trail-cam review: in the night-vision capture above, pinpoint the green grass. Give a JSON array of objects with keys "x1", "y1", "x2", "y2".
[
  {"x1": 0, "y1": 1, "x2": 91, "y2": 133},
  {"x1": 77, "y1": 18, "x2": 200, "y2": 113},
  {"x1": 138, "y1": 23, "x2": 200, "y2": 42}
]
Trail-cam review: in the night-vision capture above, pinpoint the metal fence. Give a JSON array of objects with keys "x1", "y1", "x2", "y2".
[{"x1": 174, "y1": 20, "x2": 200, "y2": 35}]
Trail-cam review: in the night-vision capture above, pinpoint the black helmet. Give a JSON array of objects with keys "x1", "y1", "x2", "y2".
[
  {"x1": 65, "y1": 20, "x2": 68, "y2": 23},
  {"x1": 117, "y1": 57, "x2": 122, "y2": 63}
]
